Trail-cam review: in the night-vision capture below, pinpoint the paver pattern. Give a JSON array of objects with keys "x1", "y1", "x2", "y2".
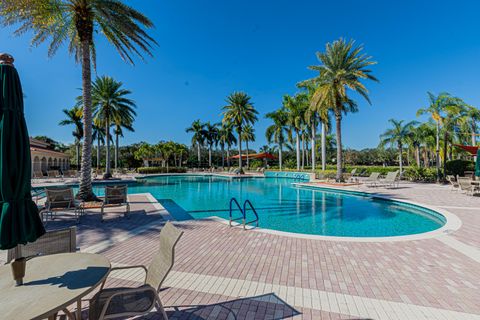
[{"x1": 6, "y1": 182, "x2": 480, "y2": 319}]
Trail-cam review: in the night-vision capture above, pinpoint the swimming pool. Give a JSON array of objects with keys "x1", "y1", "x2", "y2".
[{"x1": 100, "y1": 175, "x2": 445, "y2": 238}]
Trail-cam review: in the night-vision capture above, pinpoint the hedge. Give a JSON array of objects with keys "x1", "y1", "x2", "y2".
[
  {"x1": 137, "y1": 167, "x2": 187, "y2": 174},
  {"x1": 403, "y1": 166, "x2": 437, "y2": 182},
  {"x1": 445, "y1": 159, "x2": 475, "y2": 177}
]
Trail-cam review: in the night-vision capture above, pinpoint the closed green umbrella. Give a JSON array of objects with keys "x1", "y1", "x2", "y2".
[
  {"x1": 0, "y1": 54, "x2": 45, "y2": 250},
  {"x1": 475, "y1": 149, "x2": 480, "y2": 177}
]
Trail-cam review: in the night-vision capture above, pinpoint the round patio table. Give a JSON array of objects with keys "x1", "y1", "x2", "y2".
[{"x1": 0, "y1": 252, "x2": 110, "y2": 320}]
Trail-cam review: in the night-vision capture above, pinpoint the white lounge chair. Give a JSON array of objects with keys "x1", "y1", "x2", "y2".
[
  {"x1": 379, "y1": 171, "x2": 399, "y2": 188},
  {"x1": 365, "y1": 172, "x2": 381, "y2": 187}
]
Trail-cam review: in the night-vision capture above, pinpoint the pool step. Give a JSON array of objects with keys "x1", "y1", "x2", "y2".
[{"x1": 229, "y1": 197, "x2": 259, "y2": 230}]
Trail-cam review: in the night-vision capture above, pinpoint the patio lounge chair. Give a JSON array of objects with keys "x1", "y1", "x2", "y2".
[
  {"x1": 89, "y1": 221, "x2": 183, "y2": 320},
  {"x1": 43, "y1": 187, "x2": 85, "y2": 223},
  {"x1": 446, "y1": 175, "x2": 459, "y2": 192},
  {"x1": 101, "y1": 185, "x2": 130, "y2": 222},
  {"x1": 379, "y1": 171, "x2": 399, "y2": 188},
  {"x1": 6, "y1": 227, "x2": 76, "y2": 263},
  {"x1": 33, "y1": 170, "x2": 44, "y2": 179},
  {"x1": 457, "y1": 177, "x2": 479, "y2": 195},
  {"x1": 365, "y1": 172, "x2": 381, "y2": 187}
]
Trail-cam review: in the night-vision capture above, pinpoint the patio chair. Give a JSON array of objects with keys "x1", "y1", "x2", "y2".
[
  {"x1": 446, "y1": 175, "x2": 459, "y2": 192},
  {"x1": 365, "y1": 172, "x2": 381, "y2": 187},
  {"x1": 89, "y1": 221, "x2": 183, "y2": 320},
  {"x1": 379, "y1": 171, "x2": 399, "y2": 188},
  {"x1": 47, "y1": 170, "x2": 61, "y2": 179},
  {"x1": 457, "y1": 177, "x2": 479, "y2": 195},
  {"x1": 43, "y1": 187, "x2": 85, "y2": 223},
  {"x1": 32, "y1": 170, "x2": 44, "y2": 179},
  {"x1": 6, "y1": 227, "x2": 76, "y2": 263},
  {"x1": 101, "y1": 185, "x2": 130, "y2": 222},
  {"x1": 344, "y1": 168, "x2": 358, "y2": 182}
]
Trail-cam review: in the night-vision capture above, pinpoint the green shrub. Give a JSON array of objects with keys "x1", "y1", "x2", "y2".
[
  {"x1": 136, "y1": 167, "x2": 187, "y2": 174},
  {"x1": 403, "y1": 166, "x2": 437, "y2": 182},
  {"x1": 445, "y1": 159, "x2": 474, "y2": 176},
  {"x1": 315, "y1": 170, "x2": 337, "y2": 180}
]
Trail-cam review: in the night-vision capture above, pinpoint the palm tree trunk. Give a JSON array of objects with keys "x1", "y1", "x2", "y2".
[
  {"x1": 227, "y1": 147, "x2": 230, "y2": 167},
  {"x1": 77, "y1": 40, "x2": 95, "y2": 200},
  {"x1": 399, "y1": 144, "x2": 403, "y2": 174},
  {"x1": 104, "y1": 117, "x2": 112, "y2": 179},
  {"x1": 311, "y1": 121, "x2": 316, "y2": 171},
  {"x1": 296, "y1": 130, "x2": 300, "y2": 171},
  {"x1": 335, "y1": 111, "x2": 343, "y2": 181},
  {"x1": 221, "y1": 145, "x2": 225, "y2": 168},
  {"x1": 76, "y1": 140, "x2": 80, "y2": 169},
  {"x1": 115, "y1": 132, "x2": 119, "y2": 169},
  {"x1": 443, "y1": 132, "x2": 448, "y2": 179},
  {"x1": 197, "y1": 142, "x2": 201, "y2": 167},
  {"x1": 472, "y1": 122, "x2": 477, "y2": 146},
  {"x1": 238, "y1": 130, "x2": 243, "y2": 171},
  {"x1": 246, "y1": 141, "x2": 249, "y2": 168},
  {"x1": 208, "y1": 145, "x2": 212, "y2": 167},
  {"x1": 415, "y1": 146, "x2": 420, "y2": 167},
  {"x1": 321, "y1": 123, "x2": 326, "y2": 171},
  {"x1": 279, "y1": 143, "x2": 283, "y2": 170},
  {"x1": 301, "y1": 133, "x2": 305, "y2": 170},
  {"x1": 97, "y1": 137, "x2": 100, "y2": 169},
  {"x1": 423, "y1": 148, "x2": 429, "y2": 168}
]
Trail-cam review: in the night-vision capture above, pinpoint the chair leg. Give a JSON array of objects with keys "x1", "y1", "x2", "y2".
[{"x1": 156, "y1": 299, "x2": 168, "y2": 320}]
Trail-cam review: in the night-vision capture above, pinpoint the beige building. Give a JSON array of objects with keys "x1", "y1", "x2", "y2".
[{"x1": 30, "y1": 138, "x2": 70, "y2": 174}]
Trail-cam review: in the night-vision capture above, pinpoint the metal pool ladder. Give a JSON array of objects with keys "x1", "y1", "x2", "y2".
[{"x1": 229, "y1": 197, "x2": 259, "y2": 230}]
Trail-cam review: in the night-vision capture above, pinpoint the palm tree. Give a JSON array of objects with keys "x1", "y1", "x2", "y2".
[
  {"x1": 2, "y1": 0, "x2": 156, "y2": 200},
  {"x1": 218, "y1": 123, "x2": 237, "y2": 168},
  {"x1": 379, "y1": 119, "x2": 418, "y2": 174},
  {"x1": 306, "y1": 38, "x2": 378, "y2": 180},
  {"x1": 417, "y1": 92, "x2": 463, "y2": 180},
  {"x1": 222, "y1": 92, "x2": 258, "y2": 172},
  {"x1": 265, "y1": 109, "x2": 290, "y2": 170},
  {"x1": 89, "y1": 76, "x2": 136, "y2": 179},
  {"x1": 186, "y1": 120, "x2": 206, "y2": 166},
  {"x1": 113, "y1": 123, "x2": 134, "y2": 169},
  {"x1": 241, "y1": 124, "x2": 255, "y2": 168},
  {"x1": 92, "y1": 122, "x2": 106, "y2": 169},
  {"x1": 59, "y1": 106, "x2": 83, "y2": 168},
  {"x1": 284, "y1": 93, "x2": 308, "y2": 170},
  {"x1": 204, "y1": 122, "x2": 219, "y2": 167}
]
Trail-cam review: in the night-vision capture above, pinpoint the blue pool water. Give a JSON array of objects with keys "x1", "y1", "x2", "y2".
[{"x1": 64, "y1": 175, "x2": 445, "y2": 237}]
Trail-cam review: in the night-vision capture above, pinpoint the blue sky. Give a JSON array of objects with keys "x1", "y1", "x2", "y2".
[{"x1": 2, "y1": 0, "x2": 480, "y2": 149}]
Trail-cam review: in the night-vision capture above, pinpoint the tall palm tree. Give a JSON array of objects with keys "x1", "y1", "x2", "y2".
[
  {"x1": 306, "y1": 38, "x2": 378, "y2": 180},
  {"x1": 417, "y1": 92, "x2": 463, "y2": 180},
  {"x1": 113, "y1": 122, "x2": 134, "y2": 169},
  {"x1": 265, "y1": 109, "x2": 290, "y2": 170},
  {"x1": 218, "y1": 123, "x2": 237, "y2": 168},
  {"x1": 284, "y1": 93, "x2": 308, "y2": 170},
  {"x1": 186, "y1": 120, "x2": 206, "y2": 166},
  {"x1": 222, "y1": 92, "x2": 258, "y2": 172},
  {"x1": 59, "y1": 106, "x2": 83, "y2": 168},
  {"x1": 204, "y1": 122, "x2": 219, "y2": 167},
  {"x1": 92, "y1": 122, "x2": 106, "y2": 169},
  {"x1": 2, "y1": 0, "x2": 156, "y2": 200},
  {"x1": 89, "y1": 76, "x2": 136, "y2": 178},
  {"x1": 379, "y1": 119, "x2": 417, "y2": 174},
  {"x1": 241, "y1": 124, "x2": 255, "y2": 168}
]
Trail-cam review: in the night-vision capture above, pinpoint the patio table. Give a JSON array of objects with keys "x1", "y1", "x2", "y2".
[{"x1": 0, "y1": 252, "x2": 110, "y2": 320}]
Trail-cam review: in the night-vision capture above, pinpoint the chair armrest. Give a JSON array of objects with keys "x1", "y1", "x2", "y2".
[
  {"x1": 98, "y1": 285, "x2": 157, "y2": 319},
  {"x1": 101, "y1": 265, "x2": 148, "y2": 290}
]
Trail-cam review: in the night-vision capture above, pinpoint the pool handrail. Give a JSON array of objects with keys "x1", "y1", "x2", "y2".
[
  {"x1": 243, "y1": 199, "x2": 259, "y2": 229},
  {"x1": 229, "y1": 197, "x2": 244, "y2": 227}
]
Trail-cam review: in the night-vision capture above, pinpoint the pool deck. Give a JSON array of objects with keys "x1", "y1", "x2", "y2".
[{"x1": 9, "y1": 180, "x2": 480, "y2": 319}]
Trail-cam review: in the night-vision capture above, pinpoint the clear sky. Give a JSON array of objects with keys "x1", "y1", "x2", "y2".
[{"x1": 2, "y1": 0, "x2": 480, "y2": 150}]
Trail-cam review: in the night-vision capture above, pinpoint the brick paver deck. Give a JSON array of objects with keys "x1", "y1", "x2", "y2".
[{"x1": 5, "y1": 181, "x2": 480, "y2": 319}]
